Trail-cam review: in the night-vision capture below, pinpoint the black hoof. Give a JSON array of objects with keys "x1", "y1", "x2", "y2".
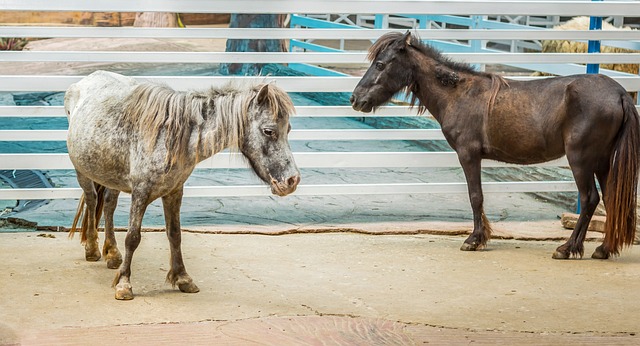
[{"x1": 591, "y1": 246, "x2": 610, "y2": 260}]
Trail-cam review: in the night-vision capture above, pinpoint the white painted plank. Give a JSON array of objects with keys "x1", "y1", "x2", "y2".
[
  {"x1": 2, "y1": 75, "x2": 640, "y2": 93},
  {"x1": 0, "y1": 130, "x2": 67, "y2": 141},
  {"x1": 1, "y1": 27, "x2": 640, "y2": 41},
  {"x1": 0, "y1": 152, "x2": 570, "y2": 170},
  {"x1": 3, "y1": 51, "x2": 640, "y2": 64},
  {"x1": 0, "y1": 105, "x2": 422, "y2": 118},
  {"x1": 4, "y1": 105, "x2": 640, "y2": 119},
  {"x1": 0, "y1": 181, "x2": 578, "y2": 200},
  {"x1": 0, "y1": 129, "x2": 446, "y2": 141},
  {"x1": 0, "y1": 0, "x2": 638, "y2": 16},
  {"x1": 0, "y1": 75, "x2": 358, "y2": 92}
]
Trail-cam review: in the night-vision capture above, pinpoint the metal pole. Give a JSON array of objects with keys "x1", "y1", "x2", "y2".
[
  {"x1": 578, "y1": 0, "x2": 603, "y2": 213},
  {"x1": 586, "y1": 9, "x2": 603, "y2": 74}
]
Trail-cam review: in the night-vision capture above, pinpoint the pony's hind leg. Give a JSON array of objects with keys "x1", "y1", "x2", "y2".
[
  {"x1": 592, "y1": 166, "x2": 611, "y2": 259},
  {"x1": 102, "y1": 188, "x2": 123, "y2": 269},
  {"x1": 76, "y1": 172, "x2": 101, "y2": 261},
  {"x1": 162, "y1": 187, "x2": 199, "y2": 293},
  {"x1": 553, "y1": 162, "x2": 600, "y2": 259}
]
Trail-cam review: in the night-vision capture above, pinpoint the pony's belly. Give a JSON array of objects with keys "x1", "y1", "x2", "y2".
[
  {"x1": 486, "y1": 146, "x2": 564, "y2": 165},
  {"x1": 69, "y1": 142, "x2": 193, "y2": 198},
  {"x1": 69, "y1": 155, "x2": 133, "y2": 192},
  {"x1": 67, "y1": 141, "x2": 131, "y2": 192},
  {"x1": 485, "y1": 123, "x2": 565, "y2": 165}
]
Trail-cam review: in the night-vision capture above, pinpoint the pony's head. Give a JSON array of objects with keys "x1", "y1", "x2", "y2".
[
  {"x1": 351, "y1": 31, "x2": 416, "y2": 113},
  {"x1": 241, "y1": 83, "x2": 300, "y2": 196}
]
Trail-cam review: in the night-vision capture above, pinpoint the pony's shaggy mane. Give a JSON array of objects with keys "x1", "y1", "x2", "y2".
[
  {"x1": 367, "y1": 32, "x2": 479, "y2": 76},
  {"x1": 122, "y1": 82, "x2": 294, "y2": 167}
]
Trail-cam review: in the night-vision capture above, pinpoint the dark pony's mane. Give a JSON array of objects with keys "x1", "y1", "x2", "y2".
[
  {"x1": 368, "y1": 31, "x2": 506, "y2": 115},
  {"x1": 367, "y1": 32, "x2": 479, "y2": 76}
]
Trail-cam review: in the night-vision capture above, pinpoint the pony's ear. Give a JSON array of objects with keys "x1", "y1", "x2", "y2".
[
  {"x1": 403, "y1": 30, "x2": 412, "y2": 47},
  {"x1": 257, "y1": 84, "x2": 269, "y2": 104}
]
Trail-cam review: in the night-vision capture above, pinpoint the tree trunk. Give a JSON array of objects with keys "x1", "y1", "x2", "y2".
[
  {"x1": 220, "y1": 14, "x2": 287, "y2": 75},
  {"x1": 133, "y1": 12, "x2": 179, "y2": 27}
]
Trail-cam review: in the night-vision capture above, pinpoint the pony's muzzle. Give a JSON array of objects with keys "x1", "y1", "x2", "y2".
[
  {"x1": 270, "y1": 174, "x2": 300, "y2": 196},
  {"x1": 350, "y1": 93, "x2": 373, "y2": 113}
]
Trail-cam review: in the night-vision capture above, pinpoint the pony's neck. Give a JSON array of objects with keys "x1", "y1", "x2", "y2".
[
  {"x1": 409, "y1": 49, "x2": 505, "y2": 125},
  {"x1": 196, "y1": 90, "x2": 247, "y2": 162},
  {"x1": 408, "y1": 50, "x2": 462, "y2": 122}
]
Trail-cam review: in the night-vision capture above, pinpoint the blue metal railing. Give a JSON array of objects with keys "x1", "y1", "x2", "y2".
[{"x1": 288, "y1": 15, "x2": 358, "y2": 76}]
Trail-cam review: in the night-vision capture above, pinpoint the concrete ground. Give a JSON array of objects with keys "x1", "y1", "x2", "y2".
[{"x1": 1, "y1": 230, "x2": 639, "y2": 345}]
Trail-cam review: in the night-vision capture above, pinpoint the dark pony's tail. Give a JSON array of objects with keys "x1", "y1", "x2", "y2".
[
  {"x1": 69, "y1": 183, "x2": 106, "y2": 244},
  {"x1": 603, "y1": 94, "x2": 640, "y2": 256}
]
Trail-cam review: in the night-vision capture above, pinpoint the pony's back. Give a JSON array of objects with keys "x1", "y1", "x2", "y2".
[{"x1": 64, "y1": 71, "x2": 138, "y2": 122}]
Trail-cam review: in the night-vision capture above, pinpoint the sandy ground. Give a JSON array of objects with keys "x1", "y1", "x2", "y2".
[{"x1": 1, "y1": 231, "x2": 639, "y2": 345}]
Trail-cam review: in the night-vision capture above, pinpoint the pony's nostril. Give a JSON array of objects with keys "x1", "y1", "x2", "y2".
[
  {"x1": 287, "y1": 175, "x2": 300, "y2": 187},
  {"x1": 350, "y1": 94, "x2": 356, "y2": 104},
  {"x1": 355, "y1": 99, "x2": 369, "y2": 111}
]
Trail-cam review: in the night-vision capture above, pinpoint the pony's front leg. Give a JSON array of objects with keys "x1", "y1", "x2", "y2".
[
  {"x1": 113, "y1": 190, "x2": 149, "y2": 300},
  {"x1": 458, "y1": 152, "x2": 492, "y2": 251},
  {"x1": 162, "y1": 187, "x2": 199, "y2": 293},
  {"x1": 102, "y1": 188, "x2": 122, "y2": 269}
]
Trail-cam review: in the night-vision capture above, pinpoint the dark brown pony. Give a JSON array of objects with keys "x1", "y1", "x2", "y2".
[{"x1": 351, "y1": 31, "x2": 639, "y2": 259}]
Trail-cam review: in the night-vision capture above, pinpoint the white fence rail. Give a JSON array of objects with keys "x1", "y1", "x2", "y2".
[
  {"x1": 2, "y1": 75, "x2": 640, "y2": 93},
  {"x1": 3, "y1": 51, "x2": 640, "y2": 64},
  {"x1": 1, "y1": 0, "x2": 640, "y2": 203},
  {"x1": 2, "y1": 26, "x2": 640, "y2": 41},
  {"x1": 1, "y1": 0, "x2": 639, "y2": 16}
]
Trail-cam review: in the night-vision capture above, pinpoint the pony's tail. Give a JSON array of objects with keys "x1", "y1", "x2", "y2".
[
  {"x1": 69, "y1": 183, "x2": 106, "y2": 244},
  {"x1": 603, "y1": 94, "x2": 640, "y2": 256}
]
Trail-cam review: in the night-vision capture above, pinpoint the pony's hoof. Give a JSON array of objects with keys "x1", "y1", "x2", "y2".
[
  {"x1": 106, "y1": 255, "x2": 123, "y2": 269},
  {"x1": 85, "y1": 247, "x2": 101, "y2": 262},
  {"x1": 460, "y1": 242, "x2": 478, "y2": 251},
  {"x1": 552, "y1": 250, "x2": 570, "y2": 259},
  {"x1": 591, "y1": 246, "x2": 610, "y2": 260},
  {"x1": 105, "y1": 250, "x2": 123, "y2": 269},
  {"x1": 115, "y1": 283, "x2": 134, "y2": 300},
  {"x1": 178, "y1": 281, "x2": 200, "y2": 293},
  {"x1": 103, "y1": 246, "x2": 122, "y2": 269}
]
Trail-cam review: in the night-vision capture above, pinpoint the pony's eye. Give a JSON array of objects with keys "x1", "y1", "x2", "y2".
[
  {"x1": 375, "y1": 62, "x2": 385, "y2": 71},
  {"x1": 262, "y1": 128, "x2": 276, "y2": 137}
]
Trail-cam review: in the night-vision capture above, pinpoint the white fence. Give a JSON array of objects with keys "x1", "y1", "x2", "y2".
[{"x1": 1, "y1": 0, "x2": 640, "y2": 203}]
